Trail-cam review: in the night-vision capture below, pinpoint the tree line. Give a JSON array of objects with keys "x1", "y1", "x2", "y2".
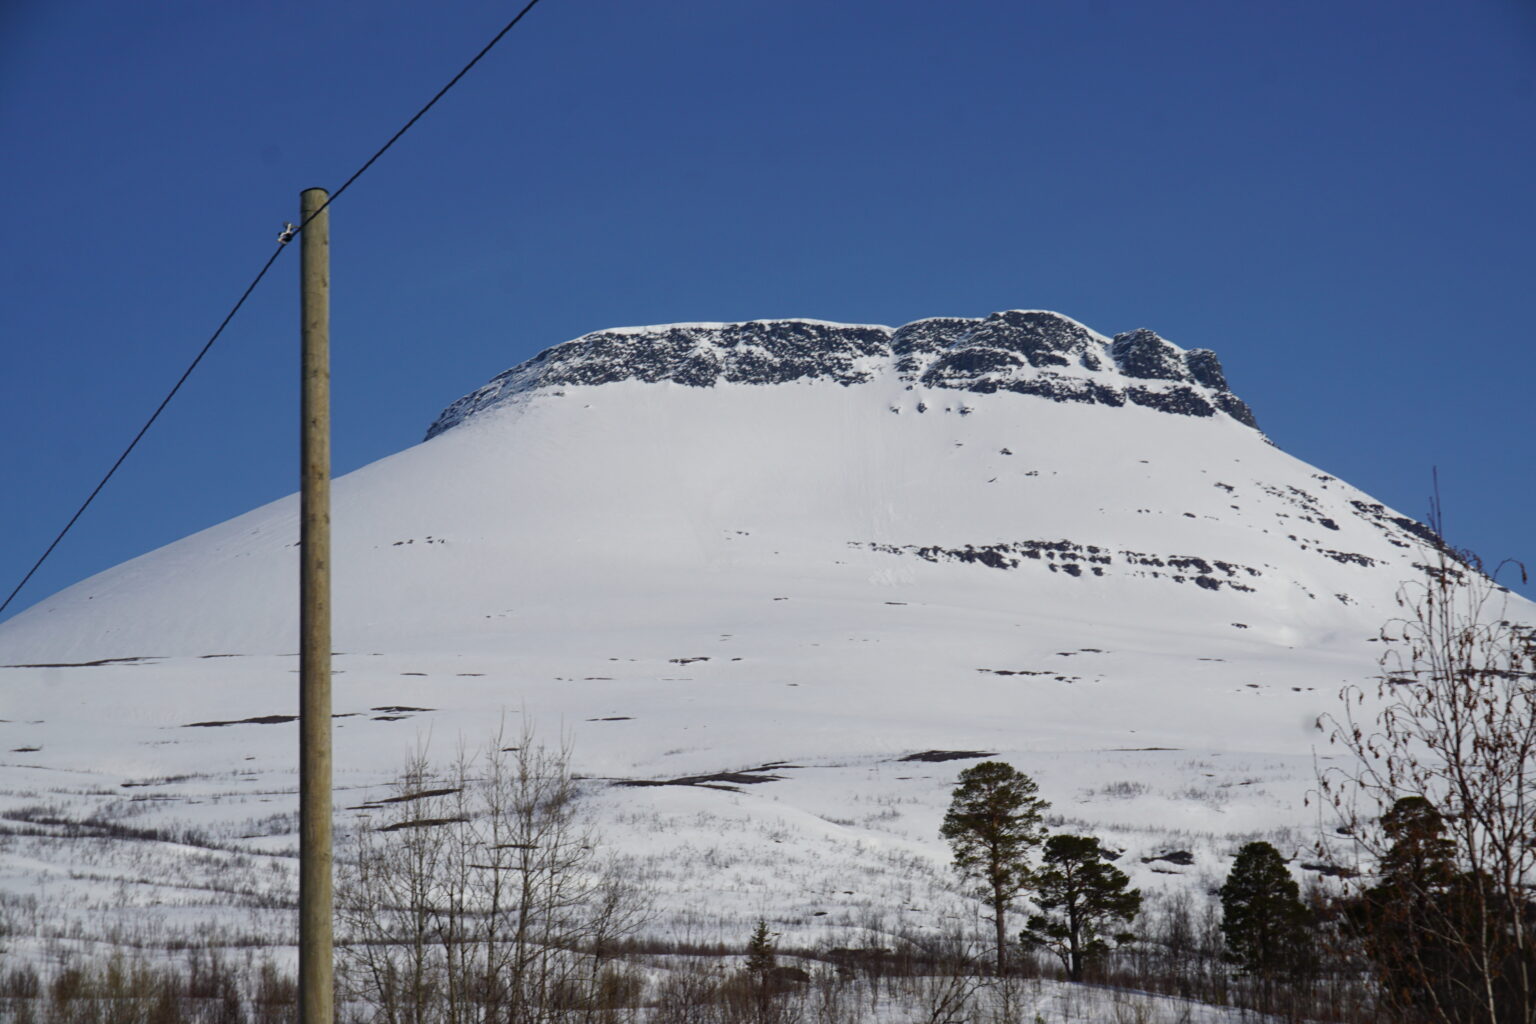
[
  {"x1": 938, "y1": 537, "x2": 1533, "y2": 1024},
  {"x1": 939, "y1": 757, "x2": 1320, "y2": 1010}
]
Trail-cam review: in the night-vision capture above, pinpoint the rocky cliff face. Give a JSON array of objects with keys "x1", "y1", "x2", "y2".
[{"x1": 424, "y1": 310, "x2": 1258, "y2": 439}]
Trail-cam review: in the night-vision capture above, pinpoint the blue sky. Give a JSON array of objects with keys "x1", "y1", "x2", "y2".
[{"x1": 2, "y1": 0, "x2": 1533, "y2": 618}]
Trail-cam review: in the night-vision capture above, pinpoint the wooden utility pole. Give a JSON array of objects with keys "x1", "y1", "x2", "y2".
[{"x1": 298, "y1": 187, "x2": 333, "y2": 1024}]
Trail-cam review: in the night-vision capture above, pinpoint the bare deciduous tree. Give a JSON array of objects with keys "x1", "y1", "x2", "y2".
[
  {"x1": 1320, "y1": 529, "x2": 1536, "y2": 1024},
  {"x1": 338, "y1": 724, "x2": 646, "y2": 1024}
]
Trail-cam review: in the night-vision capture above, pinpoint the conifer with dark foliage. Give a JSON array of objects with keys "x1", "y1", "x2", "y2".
[
  {"x1": 1219, "y1": 841, "x2": 1313, "y2": 985},
  {"x1": 745, "y1": 920, "x2": 777, "y2": 976},
  {"x1": 1020, "y1": 833, "x2": 1142, "y2": 981},
  {"x1": 940, "y1": 760, "x2": 1049, "y2": 976},
  {"x1": 1349, "y1": 796, "x2": 1532, "y2": 1024}
]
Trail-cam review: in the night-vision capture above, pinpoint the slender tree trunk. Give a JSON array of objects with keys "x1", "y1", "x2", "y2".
[{"x1": 993, "y1": 890, "x2": 1007, "y2": 976}]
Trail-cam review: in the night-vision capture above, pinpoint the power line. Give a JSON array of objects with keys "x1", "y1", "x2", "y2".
[
  {"x1": 302, "y1": 0, "x2": 546, "y2": 230},
  {"x1": 0, "y1": 0, "x2": 547, "y2": 619},
  {"x1": 0, "y1": 245, "x2": 287, "y2": 619}
]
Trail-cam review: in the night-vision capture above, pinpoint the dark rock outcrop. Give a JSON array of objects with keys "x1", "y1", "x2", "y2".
[
  {"x1": 425, "y1": 311, "x2": 1260, "y2": 439},
  {"x1": 1112, "y1": 329, "x2": 1190, "y2": 381}
]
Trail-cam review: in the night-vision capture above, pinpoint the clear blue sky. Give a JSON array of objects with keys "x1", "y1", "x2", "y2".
[{"x1": 2, "y1": 0, "x2": 1533, "y2": 619}]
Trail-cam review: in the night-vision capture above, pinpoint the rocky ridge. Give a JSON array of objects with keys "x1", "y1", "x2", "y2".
[{"x1": 425, "y1": 310, "x2": 1258, "y2": 439}]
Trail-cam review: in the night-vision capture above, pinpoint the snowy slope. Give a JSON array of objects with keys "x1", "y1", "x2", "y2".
[{"x1": 1, "y1": 310, "x2": 1528, "y2": 952}]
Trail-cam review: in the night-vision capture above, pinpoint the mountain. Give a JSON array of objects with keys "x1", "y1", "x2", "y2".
[{"x1": 1, "y1": 310, "x2": 1527, "y2": 951}]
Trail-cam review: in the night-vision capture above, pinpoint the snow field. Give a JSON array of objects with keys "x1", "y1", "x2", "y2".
[{"x1": 2, "y1": 362, "x2": 1530, "y2": 1005}]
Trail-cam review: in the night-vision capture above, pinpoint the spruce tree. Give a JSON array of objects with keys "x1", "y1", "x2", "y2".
[
  {"x1": 1020, "y1": 834, "x2": 1142, "y2": 981},
  {"x1": 940, "y1": 760, "x2": 1049, "y2": 975},
  {"x1": 745, "y1": 919, "x2": 777, "y2": 976}
]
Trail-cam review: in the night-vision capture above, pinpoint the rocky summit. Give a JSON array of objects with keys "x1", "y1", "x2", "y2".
[{"x1": 425, "y1": 310, "x2": 1257, "y2": 439}]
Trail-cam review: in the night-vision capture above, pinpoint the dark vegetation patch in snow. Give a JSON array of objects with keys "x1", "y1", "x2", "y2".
[
  {"x1": 377, "y1": 816, "x2": 469, "y2": 833},
  {"x1": 896, "y1": 750, "x2": 997, "y2": 763},
  {"x1": 120, "y1": 775, "x2": 197, "y2": 788},
  {"x1": 184, "y1": 715, "x2": 298, "y2": 728},
  {"x1": 1142, "y1": 850, "x2": 1195, "y2": 866},
  {"x1": 611, "y1": 764, "x2": 794, "y2": 792},
  {"x1": 352, "y1": 787, "x2": 462, "y2": 811},
  {"x1": 186, "y1": 712, "x2": 380, "y2": 727},
  {"x1": 1, "y1": 807, "x2": 214, "y2": 849},
  {"x1": 4, "y1": 655, "x2": 157, "y2": 668}
]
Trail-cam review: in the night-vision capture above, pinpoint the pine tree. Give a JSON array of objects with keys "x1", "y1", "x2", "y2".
[
  {"x1": 1020, "y1": 834, "x2": 1142, "y2": 981},
  {"x1": 940, "y1": 760, "x2": 1050, "y2": 975},
  {"x1": 1376, "y1": 796, "x2": 1457, "y2": 894},
  {"x1": 1355, "y1": 796, "x2": 1521, "y2": 1023},
  {"x1": 1219, "y1": 841, "x2": 1312, "y2": 986}
]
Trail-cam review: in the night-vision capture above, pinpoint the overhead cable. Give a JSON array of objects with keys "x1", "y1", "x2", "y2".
[{"x1": 0, "y1": 0, "x2": 547, "y2": 617}]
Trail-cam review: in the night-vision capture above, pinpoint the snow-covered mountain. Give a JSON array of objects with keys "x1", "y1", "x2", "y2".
[{"x1": 2, "y1": 310, "x2": 1528, "y2": 950}]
